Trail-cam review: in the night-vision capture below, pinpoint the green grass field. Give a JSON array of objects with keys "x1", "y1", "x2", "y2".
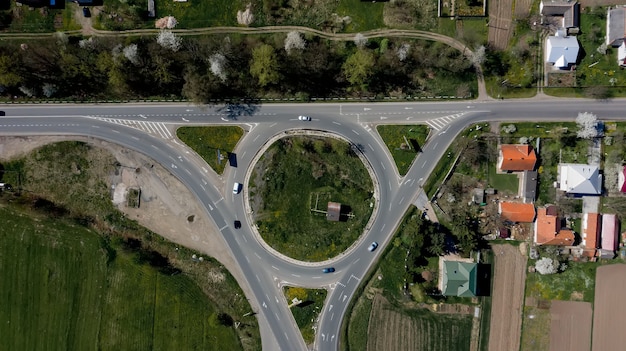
[
  {"x1": 525, "y1": 261, "x2": 597, "y2": 302},
  {"x1": 284, "y1": 287, "x2": 327, "y2": 344},
  {"x1": 0, "y1": 205, "x2": 239, "y2": 351},
  {"x1": 177, "y1": 126, "x2": 244, "y2": 175},
  {"x1": 376, "y1": 124, "x2": 430, "y2": 176},
  {"x1": 251, "y1": 135, "x2": 374, "y2": 261},
  {"x1": 486, "y1": 165, "x2": 518, "y2": 194}
]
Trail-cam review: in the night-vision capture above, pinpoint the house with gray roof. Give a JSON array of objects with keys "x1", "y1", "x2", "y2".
[
  {"x1": 540, "y1": 0, "x2": 580, "y2": 31},
  {"x1": 558, "y1": 163, "x2": 603, "y2": 195},
  {"x1": 546, "y1": 30, "x2": 580, "y2": 69},
  {"x1": 606, "y1": 7, "x2": 626, "y2": 66}
]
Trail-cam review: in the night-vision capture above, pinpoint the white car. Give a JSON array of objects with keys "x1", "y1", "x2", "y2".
[
  {"x1": 298, "y1": 115, "x2": 311, "y2": 121},
  {"x1": 233, "y1": 182, "x2": 241, "y2": 194},
  {"x1": 368, "y1": 242, "x2": 379, "y2": 252}
]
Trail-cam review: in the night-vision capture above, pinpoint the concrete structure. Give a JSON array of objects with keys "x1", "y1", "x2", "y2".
[
  {"x1": 559, "y1": 164, "x2": 602, "y2": 195},
  {"x1": 326, "y1": 202, "x2": 341, "y2": 221},
  {"x1": 546, "y1": 31, "x2": 580, "y2": 69},
  {"x1": 498, "y1": 144, "x2": 537, "y2": 171},
  {"x1": 499, "y1": 202, "x2": 536, "y2": 223},
  {"x1": 442, "y1": 261, "x2": 478, "y2": 297}
]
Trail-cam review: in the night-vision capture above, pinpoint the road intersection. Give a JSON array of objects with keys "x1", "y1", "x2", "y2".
[{"x1": 2, "y1": 98, "x2": 626, "y2": 350}]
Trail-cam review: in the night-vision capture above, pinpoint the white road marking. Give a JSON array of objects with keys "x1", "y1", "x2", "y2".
[
  {"x1": 131, "y1": 136, "x2": 139, "y2": 140},
  {"x1": 422, "y1": 160, "x2": 427, "y2": 168},
  {"x1": 433, "y1": 142, "x2": 439, "y2": 149},
  {"x1": 256, "y1": 275, "x2": 261, "y2": 282},
  {"x1": 242, "y1": 235, "x2": 247, "y2": 243},
  {"x1": 331, "y1": 312, "x2": 334, "y2": 320},
  {"x1": 254, "y1": 252, "x2": 261, "y2": 259},
  {"x1": 368, "y1": 143, "x2": 374, "y2": 151},
  {"x1": 380, "y1": 162, "x2": 386, "y2": 170},
  {"x1": 333, "y1": 121, "x2": 341, "y2": 125},
  {"x1": 351, "y1": 129, "x2": 360, "y2": 135},
  {"x1": 254, "y1": 135, "x2": 260, "y2": 142},
  {"x1": 352, "y1": 258, "x2": 360, "y2": 265},
  {"x1": 271, "y1": 265, "x2": 279, "y2": 270},
  {"x1": 275, "y1": 312, "x2": 280, "y2": 321},
  {"x1": 291, "y1": 274, "x2": 301, "y2": 277},
  {"x1": 219, "y1": 225, "x2": 228, "y2": 231},
  {"x1": 329, "y1": 304, "x2": 333, "y2": 311},
  {"x1": 398, "y1": 196, "x2": 405, "y2": 204},
  {"x1": 245, "y1": 256, "x2": 250, "y2": 263},
  {"x1": 207, "y1": 203, "x2": 213, "y2": 211}
]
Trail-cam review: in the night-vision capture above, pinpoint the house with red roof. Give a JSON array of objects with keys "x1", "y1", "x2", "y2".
[
  {"x1": 498, "y1": 144, "x2": 538, "y2": 172},
  {"x1": 534, "y1": 206, "x2": 575, "y2": 246},
  {"x1": 618, "y1": 166, "x2": 626, "y2": 193},
  {"x1": 599, "y1": 214, "x2": 619, "y2": 259},
  {"x1": 582, "y1": 213, "x2": 601, "y2": 258},
  {"x1": 499, "y1": 202, "x2": 536, "y2": 223}
]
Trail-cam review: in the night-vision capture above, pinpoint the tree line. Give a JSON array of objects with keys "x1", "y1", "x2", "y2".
[{"x1": 0, "y1": 31, "x2": 477, "y2": 102}]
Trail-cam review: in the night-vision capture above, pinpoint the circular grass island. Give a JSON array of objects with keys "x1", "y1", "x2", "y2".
[{"x1": 249, "y1": 135, "x2": 375, "y2": 262}]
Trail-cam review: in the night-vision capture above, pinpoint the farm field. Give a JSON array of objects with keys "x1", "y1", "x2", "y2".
[
  {"x1": 549, "y1": 301, "x2": 592, "y2": 351},
  {"x1": 592, "y1": 264, "x2": 626, "y2": 351},
  {"x1": 487, "y1": 244, "x2": 526, "y2": 351},
  {"x1": 0, "y1": 205, "x2": 239, "y2": 351},
  {"x1": 376, "y1": 124, "x2": 430, "y2": 176},
  {"x1": 366, "y1": 295, "x2": 472, "y2": 351}
]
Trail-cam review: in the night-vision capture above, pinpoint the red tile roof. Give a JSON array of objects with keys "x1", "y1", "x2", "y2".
[
  {"x1": 535, "y1": 207, "x2": 575, "y2": 246},
  {"x1": 499, "y1": 144, "x2": 538, "y2": 171},
  {"x1": 500, "y1": 202, "x2": 536, "y2": 223},
  {"x1": 582, "y1": 213, "x2": 600, "y2": 258}
]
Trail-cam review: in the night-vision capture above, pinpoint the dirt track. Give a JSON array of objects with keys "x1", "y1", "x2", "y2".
[
  {"x1": 488, "y1": 244, "x2": 527, "y2": 351},
  {"x1": 592, "y1": 264, "x2": 626, "y2": 351}
]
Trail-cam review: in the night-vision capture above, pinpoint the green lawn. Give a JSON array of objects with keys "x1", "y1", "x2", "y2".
[
  {"x1": 336, "y1": 0, "x2": 385, "y2": 32},
  {"x1": 376, "y1": 124, "x2": 430, "y2": 176},
  {"x1": 486, "y1": 165, "x2": 518, "y2": 195},
  {"x1": 525, "y1": 261, "x2": 597, "y2": 302},
  {"x1": 251, "y1": 136, "x2": 374, "y2": 261},
  {"x1": 177, "y1": 126, "x2": 244, "y2": 175},
  {"x1": 0, "y1": 205, "x2": 239, "y2": 351},
  {"x1": 284, "y1": 287, "x2": 327, "y2": 344}
]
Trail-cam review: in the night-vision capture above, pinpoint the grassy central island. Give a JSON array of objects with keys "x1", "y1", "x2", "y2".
[{"x1": 250, "y1": 135, "x2": 374, "y2": 261}]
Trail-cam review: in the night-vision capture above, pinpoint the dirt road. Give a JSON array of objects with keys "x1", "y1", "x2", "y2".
[{"x1": 488, "y1": 244, "x2": 527, "y2": 351}]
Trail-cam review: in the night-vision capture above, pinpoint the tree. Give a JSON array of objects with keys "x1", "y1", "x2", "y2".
[
  {"x1": 426, "y1": 231, "x2": 446, "y2": 256},
  {"x1": 471, "y1": 45, "x2": 486, "y2": 66},
  {"x1": 576, "y1": 112, "x2": 598, "y2": 139},
  {"x1": 156, "y1": 30, "x2": 182, "y2": 52},
  {"x1": 250, "y1": 44, "x2": 280, "y2": 87},
  {"x1": 0, "y1": 54, "x2": 23, "y2": 87},
  {"x1": 535, "y1": 257, "x2": 557, "y2": 275},
  {"x1": 284, "y1": 31, "x2": 305, "y2": 54},
  {"x1": 217, "y1": 313, "x2": 234, "y2": 327},
  {"x1": 123, "y1": 44, "x2": 140, "y2": 65},
  {"x1": 396, "y1": 43, "x2": 410, "y2": 62},
  {"x1": 342, "y1": 49, "x2": 375, "y2": 89},
  {"x1": 208, "y1": 52, "x2": 227, "y2": 82},
  {"x1": 354, "y1": 33, "x2": 367, "y2": 48}
]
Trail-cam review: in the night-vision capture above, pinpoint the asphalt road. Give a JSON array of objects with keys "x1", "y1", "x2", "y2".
[{"x1": 2, "y1": 98, "x2": 625, "y2": 351}]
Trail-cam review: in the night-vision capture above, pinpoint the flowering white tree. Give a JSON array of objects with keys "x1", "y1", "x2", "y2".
[
  {"x1": 284, "y1": 31, "x2": 306, "y2": 54},
  {"x1": 79, "y1": 37, "x2": 95, "y2": 50},
  {"x1": 396, "y1": 43, "x2": 410, "y2": 62},
  {"x1": 237, "y1": 4, "x2": 254, "y2": 26},
  {"x1": 501, "y1": 124, "x2": 517, "y2": 134},
  {"x1": 471, "y1": 45, "x2": 486, "y2": 66},
  {"x1": 157, "y1": 30, "x2": 182, "y2": 52},
  {"x1": 535, "y1": 257, "x2": 557, "y2": 275},
  {"x1": 576, "y1": 112, "x2": 598, "y2": 139},
  {"x1": 54, "y1": 32, "x2": 68, "y2": 47},
  {"x1": 19, "y1": 86, "x2": 35, "y2": 97},
  {"x1": 354, "y1": 33, "x2": 367, "y2": 48},
  {"x1": 208, "y1": 53, "x2": 227, "y2": 82},
  {"x1": 123, "y1": 44, "x2": 140, "y2": 65},
  {"x1": 42, "y1": 83, "x2": 57, "y2": 98}
]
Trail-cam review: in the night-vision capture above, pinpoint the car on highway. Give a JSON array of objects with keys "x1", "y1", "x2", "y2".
[
  {"x1": 298, "y1": 115, "x2": 311, "y2": 121},
  {"x1": 368, "y1": 241, "x2": 379, "y2": 252},
  {"x1": 322, "y1": 267, "x2": 335, "y2": 273},
  {"x1": 233, "y1": 182, "x2": 241, "y2": 194},
  {"x1": 234, "y1": 220, "x2": 241, "y2": 229}
]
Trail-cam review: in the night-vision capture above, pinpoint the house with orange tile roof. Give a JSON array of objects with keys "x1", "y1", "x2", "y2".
[
  {"x1": 582, "y1": 213, "x2": 600, "y2": 258},
  {"x1": 499, "y1": 202, "x2": 536, "y2": 223},
  {"x1": 534, "y1": 206, "x2": 576, "y2": 246},
  {"x1": 498, "y1": 144, "x2": 538, "y2": 172}
]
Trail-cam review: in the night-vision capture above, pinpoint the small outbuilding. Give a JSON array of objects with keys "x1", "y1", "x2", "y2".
[{"x1": 326, "y1": 202, "x2": 341, "y2": 221}]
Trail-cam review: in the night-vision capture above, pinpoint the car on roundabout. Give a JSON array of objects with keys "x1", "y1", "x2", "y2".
[
  {"x1": 234, "y1": 220, "x2": 241, "y2": 229},
  {"x1": 298, "y1": 115, "x2": 311, "y2": 121},
  {"x1": 368, "y1": 242, "x2": 378, "y2": 252},
  {"x1": 322, "y1": 267, "x2": 335, "y2": 273}
]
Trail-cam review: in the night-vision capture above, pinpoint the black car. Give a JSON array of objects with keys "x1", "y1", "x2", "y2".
[
  {"x1": 322, "y1": 267, "x2": 335, "y2": 273},
  {"x1": 82, "y1": 7, "x2": 91, "y2": 17},
  {"x1": 234, "y1": 220, "x2": 241, "y2": 229}
]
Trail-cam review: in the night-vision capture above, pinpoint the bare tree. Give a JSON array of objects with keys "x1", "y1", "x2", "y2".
[
  {"x1": 354, "y1": 33, "x2": 367, "y2": 48},
  {"x1": 471, "y1": 45, "x2": 486, "y2": 66},
  {"x1": 208, "y1": 52, "x2": 227, "y2": 82},
  {"x1": 123, "y1": 44, "x2": 139, "y2": 65},
  {"x1": 156, "y1": 30, "x2": 182, "y2": 52},
  {"x1": 396, "y1": 43, "x2": 410, "y2": 62}
]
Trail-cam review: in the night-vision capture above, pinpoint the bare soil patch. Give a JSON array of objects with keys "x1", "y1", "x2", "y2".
[
  {"x1": 548, "y1": 72, "x2": 577, "y2": 87},
  {"x1": 487, "y1": 244, "x2": 527, "y2": 351},
  {"x1": 592, "y1": 264, "x2": 626, "y2": 351},
  {"x1": 488, "y1": 0, "x2": 534, "y2": 50},
  {"x1": 550, "y1": 300, "x2": 592, "y2": 351}
]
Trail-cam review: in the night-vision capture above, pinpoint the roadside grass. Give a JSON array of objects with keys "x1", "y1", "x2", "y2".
[
  {"x1": 424, "y1": 144, "x2": 456, "y2": 199},
  {"x1": 336, "y1": 0, "x2": 385, "y2": 32},
  {"x1": 577, "y1": 10, "x2": 623, "y2": 88},
  {"x1": 155, "y1": 0, "x2": 247, "y2": 28},
  {"x1": 0, "y1": 205, "x2": 239, "y2": 351},
  {"x1": 525, "y1": 261, "x2": 597, "y2": 302},
  {"x1": 485, "y1": 77, "x2": 537, "y2": 99},
  {"x1": 284, "y1": 287, "x2": 327, "y2": 344},
  {"x1": 177, "y1": 126, "x2": 244, "y2": 175},
  {"x1": 345, "y1": 296, "x2": 372, "y2": 351},
  {"x1": 251, "y1": 136, "x2": 374, "y2": 262},
  {"x1": 501, "y1": 122, "x2": 577, "y2": 139},
  {"x1": 0, "y1": 141, "x2": 261, "y2": 351},
  {"x1": 376, "y1": 124, "x2": 430, "y2": 176}
]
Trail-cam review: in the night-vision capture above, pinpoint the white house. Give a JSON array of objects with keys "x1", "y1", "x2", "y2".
[
  {"x1": 546, "y1": 30, "x2": 579, "y2": 69},
  {"x1": 558, "y1": 163, "x2": 602, "y2": 195}
]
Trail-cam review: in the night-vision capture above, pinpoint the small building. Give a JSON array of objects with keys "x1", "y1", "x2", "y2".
[
  {"x1": 558, "y1": 164, "x2": 602, "y2": 195},
  {"x1": 607, "y1": 7, "x2": 626, "y2": 47},
  {"x1": 599, "y1": 214, "x2": 619, "y2": 259},
  {"x1": 326, "y1": 202, "x2": 341, "y2": 221},
  {"x1": 498, "y1": 144, "x2": 537, "y2": 172},
  {"x1": 534, "y1": 206, "x2": 575, "y2": 246},
  {"x1": 546, "y1": 30, "x2": 580, "y2": 69},
  {"x1": 498, "y1": 227, "x2": 510, "y2": 239},
  {"x1": 540, "y1": 0, "x2": 580, "y2": 30},
  {"x1": 473, "y1": 188, "x2": 485, "y2": 204},
  {"x1": 499, "y1": 202, "x2": 536, "y2": 223},
  {"x1": 442, "y1": 261, "x2": 478, "y2": 297},
  {"x1": 582, "y1": 213, "x2": 601, "y2": 258},
  {"x1": 523, "y1": 170, "x2": 538, "y2": 203}
]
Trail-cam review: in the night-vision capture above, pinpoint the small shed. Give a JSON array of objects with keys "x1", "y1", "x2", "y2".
[
  {"x1": 327, "y1": 202, "x2": 341, "y2": 221},
  {"x1": 473, "y1": 188, "x2": 485, "y2": 205}
]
